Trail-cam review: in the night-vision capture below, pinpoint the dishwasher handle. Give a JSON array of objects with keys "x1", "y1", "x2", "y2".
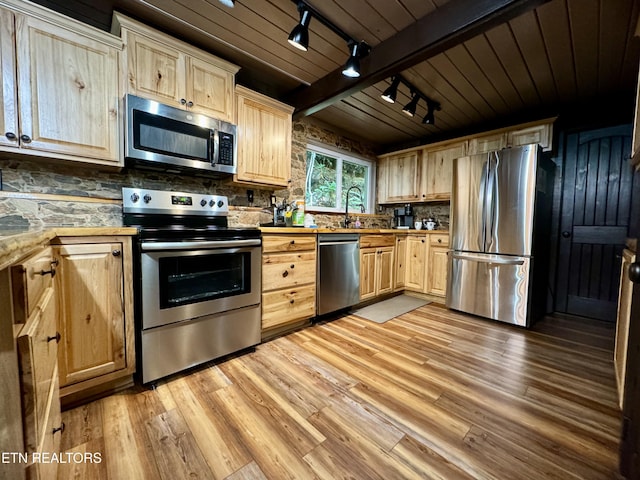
[{"x1": 319, "y1": 240, "x2": 359, "y2": 246}]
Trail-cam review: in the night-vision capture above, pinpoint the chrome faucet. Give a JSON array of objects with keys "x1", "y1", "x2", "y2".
[{"x1": 344, "y1": 185, "x2": 364, "y2": 228}]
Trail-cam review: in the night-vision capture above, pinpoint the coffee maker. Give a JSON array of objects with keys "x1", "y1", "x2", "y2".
[{"x1": 394, "y1": 204, "x2": 414, "y2": 228}]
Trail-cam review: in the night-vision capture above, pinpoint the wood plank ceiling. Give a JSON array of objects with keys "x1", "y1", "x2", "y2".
[{"x1": 32, "y1": 0, "x2": 640, "y2": 153}]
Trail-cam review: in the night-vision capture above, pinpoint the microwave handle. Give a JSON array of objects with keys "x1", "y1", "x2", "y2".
[{"x1": 210, "y1": 130, "x2": 217, "y2": 166}]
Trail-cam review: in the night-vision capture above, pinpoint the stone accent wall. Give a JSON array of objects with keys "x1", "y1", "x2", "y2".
[{"x1": 0, "y1": 118, "x2": 449, "y2": 229}]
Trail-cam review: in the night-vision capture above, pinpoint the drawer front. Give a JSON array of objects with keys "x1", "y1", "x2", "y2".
[
  {"x1": 262, "y1": 235, "x2": 316, "y2": 253},
  {"x1": 429, "y1": 234, "x2": 449, "y2": 246},
  {"x1": 11, "y1": 247, "x2": 56, "y2": 323},
  {"x1": 262, "y1": 252, "x2": 316, "y2": 291},
  {"x1": 17, "y1": 286, "x2": 58, "y2": 453},
  {"x1": 262, "y1": 284, "x2": 316, "y2": 329},
  {"x1": 35, "y1": 367, "x2": 62, "y2": 480},
  {"x1": 360, "y1": 235, "x2": 395, "y2": 249}
]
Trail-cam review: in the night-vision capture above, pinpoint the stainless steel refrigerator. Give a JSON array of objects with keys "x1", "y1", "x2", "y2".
[{"x1": 446, "y1": 144, "x2": 553, "y2": 327}]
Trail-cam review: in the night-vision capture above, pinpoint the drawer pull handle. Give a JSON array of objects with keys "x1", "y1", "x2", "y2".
[
  {"x1": 52, "y1": 422, "x2": 65, "y2": 435},
  {"x1": 282, "y1": 270, "x2": 289, "y2": 278},
  {"x1": 290, "y1": 299, "x2": 295, "y2": 304},
  {"x1": 421, "y1": 239, "x2": 425, "y2": 243},
  {"x1": 290, "y1": 240, "x2": 295, "y2": 245},
  {"x1": 20, "y1": 134, "x2": 32, "y2": 143},
  {"x1": 40, "y1": 268, "x2": 56, "y2": 277},
  {"x1": 5, "y1": 132, "x2": 17, "y2": 141},
  {"x1": 112, "y1": 249, "x2": 121, "y2": 257},
  {"x1": 437, "y1": 238, "x2": 442, "y2": 243},
  {"x1": 47, "y1": 332, "x2": 61, "y2": 343}
]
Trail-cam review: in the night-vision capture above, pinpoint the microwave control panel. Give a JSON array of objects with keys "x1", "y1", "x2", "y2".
[{"x1": 218, "y1": 132, "x2": 234, "y2": 166}]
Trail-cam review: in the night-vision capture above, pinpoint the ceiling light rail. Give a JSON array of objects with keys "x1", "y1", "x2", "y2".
[
  {"x1": 287, "y1": 0, "x2": 370, "y2": 78},
  {"x1": 381, "y1": 75, "x2": 441, "y2": 125}
]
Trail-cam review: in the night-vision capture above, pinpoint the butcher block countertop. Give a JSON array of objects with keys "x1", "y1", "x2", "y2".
[
  {"x1": 0, "y1": 227, "x2": 137, "y2": 270},
  {"x1": 259, "y1": 227, "x2": 448, "y2": 234}
]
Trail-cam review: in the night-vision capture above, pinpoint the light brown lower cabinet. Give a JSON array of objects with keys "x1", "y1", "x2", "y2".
[
  {"x1": 261, "y1": 234, "x2": 317, "y2": 338},
  {"x1": 12, "y1": 246, "x2": 63, "y2": 479},
  {"x1": 615, "y1": 248, "x2": 636, "y2": 409},
  {"x1": 52, "y1": 236, "x2": 135, "y2": 407},
  {"x1": 360, "y1": 235, "x2": 395, "y2": 301},
  {"x1": 399, "y1": 232, "x2": 449, "y2": 300},
  {"x1": 394, "y1": 235, "x2": 407, "y2": 290}
]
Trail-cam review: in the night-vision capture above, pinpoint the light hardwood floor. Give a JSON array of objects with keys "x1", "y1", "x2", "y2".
[{"x1": 59, "y1": 304, "x2": 621, "y2": 479}]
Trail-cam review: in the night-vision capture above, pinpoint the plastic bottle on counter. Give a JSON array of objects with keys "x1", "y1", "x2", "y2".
[
  {"x1": 292, "y1": 199, "x2": 305, "y2": 226},
  {"x1": 354, "y1": 217, "x2": 361, "y2": 228}
]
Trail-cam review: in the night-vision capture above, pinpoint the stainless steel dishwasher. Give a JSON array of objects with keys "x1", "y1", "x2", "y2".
[{"x1": 317, "y1": 234, "x2": 360, "y2": 315}]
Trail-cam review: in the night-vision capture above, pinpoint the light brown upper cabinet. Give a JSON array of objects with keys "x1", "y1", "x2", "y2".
[
  {"x1": 234, "y1": 86, "x2": 294, "y2": 188},
  {"x1": 0, "y1": 2, "x2": 121, "y2": 166},
  {"x1": 113, "y1": 13, "x2": 238, "y2": 123},
  {"x1": 377, "y1": 151, "x2": 422, "y2": 203},
  {"x1": 378, "y1": 141, "x2": 465, "y2": 204}
]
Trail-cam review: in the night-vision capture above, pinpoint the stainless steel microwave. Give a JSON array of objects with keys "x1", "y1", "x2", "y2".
[{"x1": 124, "y1": 94, "x2": 237, "y2": 175}]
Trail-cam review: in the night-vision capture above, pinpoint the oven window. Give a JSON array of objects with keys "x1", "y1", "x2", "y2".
[
  {"x1": 133, "y1": 110, "x2": 212, "y2": 162},
  {"x1": 158, "y1": 252, "x2": 250, "y2": 308}
]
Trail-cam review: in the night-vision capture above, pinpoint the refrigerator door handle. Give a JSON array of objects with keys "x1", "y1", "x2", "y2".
[
  {"x1": 451, "y1": 252, "x2": 525, "y2": 266},
  {"x1": 485, "y1": 151, "x2": 498, "y2": 250},
  {"x1": 478, "y1": 156, "x2": 490, "y2": 250}
]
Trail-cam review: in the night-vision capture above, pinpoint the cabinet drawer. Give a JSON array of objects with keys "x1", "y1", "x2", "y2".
[
  {"x1": 429, "y1": 234, "x2": 449, "y2": 246},
  {"x1": 360, "y1": 235, "x2": 395, "y2": 248},
  {"x1": 262, "y1": 284, "x2": 316, "y2": 329},
  {"x1": 33, "y1": 366, "x2": 62, "y2": 480},
  {"x1": 262, "y1": 252, "x2": 316, "y2": 291},
  {"x1": 262, "y1": 235, "x2": 316, "y2": 253},
  {"x1": 17, "y1": 286, "x2": 58, "y2": 453},
  {"x1": 11, "y1": 247, "x2": 56, "y2": 323}
]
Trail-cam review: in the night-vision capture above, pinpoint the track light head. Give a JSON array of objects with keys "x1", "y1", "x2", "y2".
[
  {"x1": 381, "y1": 76, "x2": 400, "y2": 103},
  {"x1": 402, "y1": 92, "x2": 420, "y2": 117},
  {"x1": 342, "y1": 41, "x2": 370, "y2": 78},
  {"x1": 422, "y1": 100, "x2": 441, "y2": 125},
  {"x1": 218, "y1": 0, "x2": 235, "y2": 6},
  {"x1": 288, "y1": 3, "x2": 312, "y2": 51}
]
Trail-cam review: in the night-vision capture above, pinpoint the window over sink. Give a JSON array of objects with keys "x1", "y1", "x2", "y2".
[{"x1": 305, "y1": 144, "x2": 375, "y2": 214}]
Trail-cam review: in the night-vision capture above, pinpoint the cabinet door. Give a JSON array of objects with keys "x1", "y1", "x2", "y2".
[
  {"x1": 426, "y1": 245, "x2": 449, "y2": 297},
  {"x1": 383, "y1": 151, "x2": 422, "y2": 203},
  {"x1": 127, "y1": 31, "x2": 186, "y2": 108},
  {"x1": 54, "y1": 243, "x2": 126, "y2": 387},
  {"x1": 0, "y1": 8, "x2": 18, "y2": 149},
  {"x1": 507, "y1": 123, "x2": 553, "y2": 151},
  {"x1": 376, "y1": 247, "x2": 394, "y2": 296},
  {"x1": 187, "y1": 56, "x2": 234, "y2": 122},
  {"x1": 394, "y1": 236, "x2": 407, "y2": 290},
  {"x1": 616, "y1": 248, "x2": 636, "y2": 409},
  {"x1": 236, "y1": 89, "x2": 293, "y2": 187},
  {"x1": 423, "y1": 142, "x2": 465, "y2": 200},
  {"x1": 360, "y1": 248, "x2": 377, "y2": 300},
  {"x1": 405, "y1": 235, "x2": 426, "y2": 292},
  {"x1": 16, "y1": 14, "x2": 119, "y2": 163},
  {"x1": 468, "y1": 132, "x2": 507, "y2": 155}
]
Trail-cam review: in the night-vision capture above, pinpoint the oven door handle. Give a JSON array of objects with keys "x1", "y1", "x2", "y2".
[{"x1": 140, "y1": 239, "x2": 261, "y2": 251}]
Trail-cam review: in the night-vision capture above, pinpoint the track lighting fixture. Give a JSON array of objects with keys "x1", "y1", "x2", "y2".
[
  {"x1": 288, "y1": 2, "x2": 311, "y2": 51},
  {"x1": 422, "y1": 100, "x2": 438, "y2": 125},
  {"x1": 287, "y1": 0, "x2": 370, "y2": 78},
  {"x1": 381, "y1": 76, "x2": 400, "y2": 103},
  {"x1": 342, "y1": 42, "x2": 369, "y2": 78},
  {"x1": 382, "y1": 74, "x2": 441, "y2": 125},
  {"x1": 402, "y1": 92, "x2": 419, "y2": 117},
  {"x1": 218, "y1": 0, "x2": 235, "y2": 7}
]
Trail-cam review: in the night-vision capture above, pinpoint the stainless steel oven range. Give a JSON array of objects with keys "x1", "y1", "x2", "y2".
[{"x1": 122, "y1": 187, "x2": 261, "y2": 384}]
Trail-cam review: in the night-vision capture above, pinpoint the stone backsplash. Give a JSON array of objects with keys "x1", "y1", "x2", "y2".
[{"x1": 0, "y1": 118, "x2": 450, "y2": 229}]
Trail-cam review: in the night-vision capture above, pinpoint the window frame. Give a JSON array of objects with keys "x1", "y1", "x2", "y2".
[{"x1": 304, "y1": 142, "x2": 376, "y2": 214}]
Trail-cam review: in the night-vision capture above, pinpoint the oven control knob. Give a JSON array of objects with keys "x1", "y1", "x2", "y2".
[
  {"x1": 209, "y1": 199, "x2": 215, "y2": 207},
  {"x1": 130, "y1": 193, "x2": 139, "y2": 203},
  {"x1": 200, "y1": 199, "x2": 207, "y2": 207},
  {"x1": 143, "y1": 194, "x2": 152, "y2": 203},
  {"x1": 217, "y1": 200, "x2": 224, "y2": 208}
]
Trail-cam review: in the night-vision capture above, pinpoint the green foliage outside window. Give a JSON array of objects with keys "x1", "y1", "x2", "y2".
[{"x1": 305, "y1": 148, "x2": 372, "y2": 213}]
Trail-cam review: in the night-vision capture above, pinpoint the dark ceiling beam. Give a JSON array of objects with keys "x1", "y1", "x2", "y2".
[{"x1": 285, "y1": 0, "x2": 551, "y2": 119}]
